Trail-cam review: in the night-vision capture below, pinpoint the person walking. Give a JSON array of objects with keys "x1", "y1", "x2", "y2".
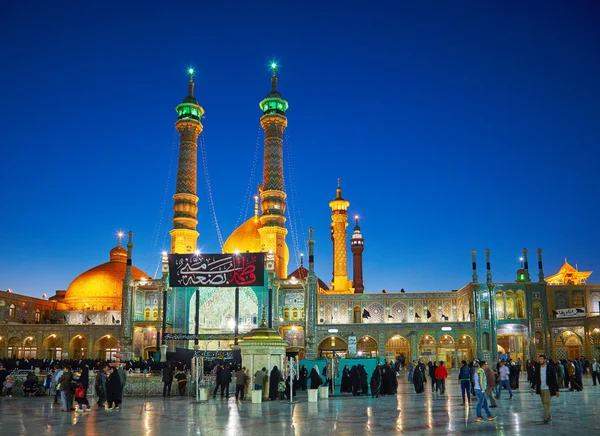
[
  {"x1": 95, "y1": 367, "x2": 107, "y2": 408},
  {"x1": 75, "y1": 366, "x2": 90, "y2": 412},
  {"x1": 269, "y1": 366, "x2": 281, "y2": 401},
  {"x1": 219, "y1": 363, "x2": 232, "y2": 399},
  {"x1": 163, "y1": 363, "x2": 174, "y2": 397},
  {"x1": 370, "y1": 364, "x2": 382, "y2": 398},
  {"x1": 413, "y1": 363, "x2": 425, "y2": 394},
  {"x1": 556, "y1": 359, "x2": 565, "y2": 389},
  {"x1": 591, "y1": 359, "x2": 599, "y2": 386},
  {"x1": 57, "y1": 365, "x2": 74, "y2": 412},
  {"x1": 212, "y1": 363, "x2": 223, "y2": 398},
  {"x1": 496, "y1": 361, "x2": 513, "y2": 399},
  {"x1": 175, "y1": 368, "x2": 188, "y2": 396},
  {"x1": 530, "y1": 354, "x2": 559, "y2": 424},
  {"x1": 254, "y1": 367, "x2": 266, "y2": 391},
  {"x1": 429, "y1": 361, "x2": 438, "y2": 392},
  {"x1": 235, "y1": 366, "x2": 249, "y2": 400},
  {"x1": 458, "y1": 360, "x2": 472, "y2": 405},
  {"x1": 484, "y1": 363, "x2": 497, "y2": 407},
  {"x1": 434, "y1": 361, "x2": 448, "y2": 394},
  {"x1": 299, "y1": 365, "x2": 308, "y2": 391},
  {"x1": 106, "y1": 366, "x2": 123, "y2": 410},
  {"x1": 474, "y1": 361, "x2": 495, "y2": 422}
]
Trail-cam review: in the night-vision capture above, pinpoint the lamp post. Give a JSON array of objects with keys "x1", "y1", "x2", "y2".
[{"x1": 160, "y1": 251, "x2": 169, "y2": 362}]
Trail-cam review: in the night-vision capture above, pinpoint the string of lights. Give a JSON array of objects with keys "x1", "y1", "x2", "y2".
[
  {"x1": 150, "y1": 128, "x2": 177, "y2": 278},
  {"x1": 199, "y1": 132, "x2": 224, "y2": 248},
  {"x1": 284, "y1": 130, "x2": 309, "y2": 258},
  {"x1": 234, "y1": 125, "x2": 262, "y2": 230},
  {"x1": 283, "y1": 129, "x2": 303, "y2": 270}
]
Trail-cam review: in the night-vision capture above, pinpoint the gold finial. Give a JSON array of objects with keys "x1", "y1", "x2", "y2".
[
  {"x1": 260, "y1": 305, "x2": 267, "y2": 327},
  {"x1": 117, "y1": 231, "x2": 124, "y2": 246},
  {"x1": 336, "y1": 178, "x2": 342, "y2": 199}
]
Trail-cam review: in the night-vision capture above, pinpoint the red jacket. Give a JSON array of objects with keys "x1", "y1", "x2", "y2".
[{"x1": 434, "y1": 365, "x2": 448, "y2": 379}]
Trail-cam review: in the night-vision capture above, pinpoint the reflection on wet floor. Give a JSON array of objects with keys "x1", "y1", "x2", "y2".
[{"x1": 1, "y1": 375, "x2": 599, "y2": 435}]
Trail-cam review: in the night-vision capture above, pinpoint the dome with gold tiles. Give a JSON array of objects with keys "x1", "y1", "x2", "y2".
[
  {"x1": 222, "y1": 216, "x2": 262, "y2": 254},
  {"x1": 63, "y1": 243, "x2": 150, "y2": 311}
]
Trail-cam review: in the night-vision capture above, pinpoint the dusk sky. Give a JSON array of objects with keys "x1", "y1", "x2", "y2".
[{"x1": 1, "y1": 1, "x2": 599, "y2": 298}]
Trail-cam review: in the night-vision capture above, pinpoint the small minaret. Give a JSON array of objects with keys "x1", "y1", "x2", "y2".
[
  {"x1": 517, "y1": 248, "x2": 531, "y2": 282},
  {"x1": 120, "y1": 231, "x2": 134, "y2": 360},
  {"x1": 257, "y1": 63, "x2": 289, "y2": 278},
  {"x1": 350, "y1": 215, "x2": 365, "y2": 293},
  {"x1": 305, "y1": 228, "x2": 318, "y2": 359},
  {"x1": 485, "y1": 248, "x2": 493, "y2": 284},
  {"x1": 170, "y1": 69, "x2": 204, "y2": 254},
  {"x1": 329, "y1": 179, "x2": 350, "y2": 293},
  {"x1": 537, "y1": 248, "x2": 545, "y2": 283},
  {"x1": 471, "y1": 249, "x2": 478, "y2": 284}
]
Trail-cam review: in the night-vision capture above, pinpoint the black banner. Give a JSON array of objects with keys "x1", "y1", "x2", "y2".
[{"x1": 168, "y1": 252, "x2": 264, "y2": 288}]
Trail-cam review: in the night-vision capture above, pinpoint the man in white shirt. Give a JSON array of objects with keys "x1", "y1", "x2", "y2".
[
  {"x1": 592, "y1": 359, "x2": 599, "y2": 386},
  {"x1": 496, "y1": 361, "x2": 513, "y2": 399}
]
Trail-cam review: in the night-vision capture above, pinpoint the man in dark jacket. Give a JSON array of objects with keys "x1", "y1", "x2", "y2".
[
  {"x1": 219, "y1": 363, "x2": 232, "y2": 398},
  {"x1": 530, "y1": 355, "x2": 559, "y2": 424},
  {"x1": 162, "y1": 363, "x2": 174, "y2": 397}
]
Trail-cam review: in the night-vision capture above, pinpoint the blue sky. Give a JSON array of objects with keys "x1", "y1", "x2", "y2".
[{"x1": 1, "y1": 1, "x2": 599, "y2": 297}]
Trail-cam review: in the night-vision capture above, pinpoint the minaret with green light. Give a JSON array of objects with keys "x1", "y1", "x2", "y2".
[
  {"x1": 258, "y1": 63, "x2": 289, "y2": 279},
  {"x1": 170, "y1": 68, "x2": 204, "y2": 254}
]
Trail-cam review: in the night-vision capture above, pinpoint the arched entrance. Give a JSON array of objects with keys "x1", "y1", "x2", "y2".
[
  {"x1": 318, "y1": 336, "x2": 348, "y2": 358},
  {"x1": 556, "y1": 331, "x2": 583, "y2": 360},
  {"x1": 591, "y1": 328, "x2": 600, "y2": 359},
  {"x1": 0, "y1": 336, "x2": 5, "y2": 358},
  {"x1": 22, "y1": 336, "x2": 37, "y2": 359},
  {"x1": 357, "y1": 335, "x2": 378, "y2": 357},
  {"x1": 438, "y1": 335, "x2": 456, "y2": 369},
  {"x1": 69, "y1": 335, "x2": 88, "y2": 359},
  {"x1": 497, "y1": 324, "x2": 527, "y2": 362},
  {"x1": 457, "y1": 335, "x2": 475, "y2": 363},
  {"x1": 419, "y1": 335, "x2": 436, "y2": 364},
  {"x1": 385, "y1": 335, "x2": 410, "y2": 368},
  {"x1": 96, "y1": 335, "x2": 120, "y2": 361},
  {"x1": 7, "y1": 337, "x2": 20, "y2": 358},
  {"x1": 42, "y1": 334, "x2": 63, "y2": 360}
]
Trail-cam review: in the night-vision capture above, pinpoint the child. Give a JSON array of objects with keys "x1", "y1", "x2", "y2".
[
  {"x1": 278, "y1": 378, "x2": 286, "y2": 401},
  {"x1": 45, "y1": 372, "x2": 54, "y2": 396},
  {"x1": 4, "y1": 375, "x2": 14, "y2": 398},
  {"x1": 74, "y1": 383, "x2": 88, "y2": 412},
  {"x1": 175, "y1": 369, "x2": 188, "y2": 396}
]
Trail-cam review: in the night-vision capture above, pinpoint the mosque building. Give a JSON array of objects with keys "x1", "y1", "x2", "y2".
[{"x1": 1, "y1": 69, "x2": 599, "y2": 367}]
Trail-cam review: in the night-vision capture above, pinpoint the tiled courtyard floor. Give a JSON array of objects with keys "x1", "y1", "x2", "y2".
[{"x1": 1, "y1": 375, "x2": 599, "y2": 435}]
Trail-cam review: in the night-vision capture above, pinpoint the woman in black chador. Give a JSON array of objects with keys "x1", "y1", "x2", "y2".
[
  {"x1": 370, "y1": 364, "x2": 382, "y2": 398},
  {"x1": 341, "y1": 365, "x2": 351, "y2": 393},
  {"x1": 359, "y1": 365, "x2": 369, "y2": 396},
  {"x1": 309, "y1": 365, "x2": 322, "y2": 389},
  {"x1": 350, "y1": 365, "x2": 361, "y2": 396},
  {"x1": 268, "y1": 366, "x2": 280, "y2": 401},
  {"x1": 413, "y1": 364, "x2": 425, "y2": 394}
]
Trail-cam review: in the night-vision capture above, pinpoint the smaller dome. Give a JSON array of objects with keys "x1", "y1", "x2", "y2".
[{"x1": 109, "y1": 245, "x2": 127, "y2": 263}]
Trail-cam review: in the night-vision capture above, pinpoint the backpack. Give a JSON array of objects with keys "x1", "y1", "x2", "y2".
[
  {"x1": 278, "y1": 381, "x2": 285, "y2": 392},
  {"x1": 74, "y1": 383, "x2": 85, "y2": 399}
]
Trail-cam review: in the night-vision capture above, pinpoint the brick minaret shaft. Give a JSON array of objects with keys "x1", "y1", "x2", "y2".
[
  {"x1": 350, "y1": 216, "x2": 365, "y2": 293},
  {"x1": 329, "y1": 179, "x2": 350, "y2": 292},
  {"x1": 120, "y1": 231, "x2": 134, "y2": 359},
  {"x1": 258, "y1": 65, "x2": 289, "y2": 278},
  {"x1": 170, "y1": 70, "x2": 204, "y2": 254}
]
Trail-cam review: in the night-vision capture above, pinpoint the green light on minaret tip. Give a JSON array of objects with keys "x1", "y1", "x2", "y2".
[{"x1": 271, "y1": 62, "x2": 277, "y2": 70}]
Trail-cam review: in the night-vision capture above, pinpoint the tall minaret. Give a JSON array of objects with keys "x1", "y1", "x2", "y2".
[
  {"x1": 120, "y1": 231, "x2": 134, "y2": 360},
  {"x1": 350, "y1": 215, "x2": 365, "y2": 293},
  {"x1": 170, "y1": 69, "x2": 204, "y2": 254},
  {"x1": 329, "y1": 179, "x2": 350, "y2": 293},
  {"x1": 304, "y1": 227, "x2": 317, "y2": 359},
  {"x1": 258, "y1": 63, "x2": 289, "y2": 278}
]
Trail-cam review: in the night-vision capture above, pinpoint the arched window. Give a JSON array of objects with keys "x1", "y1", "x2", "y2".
[
  {"x1": 495, "y1": 291, "x2": 505, "y2": 320},
  {"x1": 534, "y1": 331, "x2": 544, "y2": 350},
  {"x1": 9, "y1": 304, "x2": 15, "y2": 320},
  {"x1": 483, "y1": 332, "x2": 490, "y2": 350},
  {"x1": 555, "y1": 293, "x2": 568, "y2": 310},
  {"x1": 353, "y1": 306, "x2": 362, "y2": 324},
  {"x1": 300, "y1": 309, "x2": 304, "y2": 320},
  {"x1": 283, "y1": 309, "x2": 290, "y2": 321},
  {"x1": 152, "y1": 309, "x2": 158, "y2": 320},
  {"x1": 533, "y1": 302, "x2": 543, "y2": 319},
  {"x1": 481, "y1": 302, "x2": 489, "y2": 320},
  {"x1": 144, "y1": 308, "x2": 150, "y2": 320},
  {"x1": 35, "y1": 309, "x2": 41, "y2": 323},
  {"x1": 516, "y1": 291, "x2": 526, "y2": 318},
  {"x1": 292, "y1": 309, "x2": 298, "y2": 320}
]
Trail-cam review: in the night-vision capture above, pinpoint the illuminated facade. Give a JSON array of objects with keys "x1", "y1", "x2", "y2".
[{"x1": 2, "y1": 71, "x2": 599, "y2": 366}]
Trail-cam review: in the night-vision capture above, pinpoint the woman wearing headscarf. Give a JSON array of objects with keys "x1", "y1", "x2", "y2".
[
  {"x1": 309, "y1": 365, "x2": 322, "y2": 389},
  {"x1": 360, "y1": 365, "x2": 368, "y2": 396},
  {"x1": 75, "y1": 365, "x2": 90, "y2": 411},
  {"x1": 106, "y1": 366, "x2": 123, "y2": 409},
  {"x1": 341, "y1": 365, "x2": 351, "y2": 393},
  {"x1": 370, "y1": 364, "x2": 382, "y2": 398},
  {"x1": 413, "y1": 362, "x2": 425, "y2": 394},
  {"x1": 350, "y1": 365, "x2": 360, "y2": 396},
  {"x1": 269, "y1": 366, "x2": 281, "y2": 400}
]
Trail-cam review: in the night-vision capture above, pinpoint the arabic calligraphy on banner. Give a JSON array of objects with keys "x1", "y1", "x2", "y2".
[
  {"x1": 168, "y1": 252, "x2": 264, "y2": 288},
  {"x1": 555, "y1": 307, "x2": 586, "y2": 318}
]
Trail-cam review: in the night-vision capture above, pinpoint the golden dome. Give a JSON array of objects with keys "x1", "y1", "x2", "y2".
[
  {"x1": 222, "y1": 216, "x2": 262, "y2": 254},
  {"x1": 63, "y1": 244, "x2": 150, "y2": 311}
]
